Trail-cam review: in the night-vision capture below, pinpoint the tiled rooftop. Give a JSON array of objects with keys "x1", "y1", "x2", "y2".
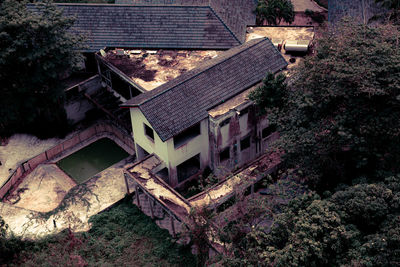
[
  {"x1": 28, "y1": 3, "x2": 242, "y2": 52},
  {"x1": 122, "y1": 38, "x2": 288, "y2": 141}
]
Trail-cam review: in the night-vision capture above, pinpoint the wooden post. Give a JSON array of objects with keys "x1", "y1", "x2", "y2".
[
  {"x1": 170, "y1": 212, "x2": 176, "y2": 237},
  {"x1": 124, "y1": 173, "x2": 130, "y2": 194},
  {"x1": 135, "y1": 185, "x2": 141, "y2": 209},
  {"x1": 149, "y1": 197, "x2": 154, "y2": 219}
]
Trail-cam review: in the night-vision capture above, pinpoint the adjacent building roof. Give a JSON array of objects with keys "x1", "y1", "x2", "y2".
[
  {"x1": 122, "y1": 38, "x2": 287, "y2": 142},
  {"x1": 28, "y1": 2, "x2": 254, "y2": 52},
  {"x1": 115, "y1": 0, "x2": 257, "y2": 27}
]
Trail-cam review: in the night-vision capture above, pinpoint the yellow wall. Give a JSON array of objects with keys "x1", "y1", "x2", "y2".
[{"x1": 130, "y1": 108, "x2": 210, "y2": 186}]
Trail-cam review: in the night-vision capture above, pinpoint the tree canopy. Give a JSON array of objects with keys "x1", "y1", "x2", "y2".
[
  {"x1": 222, "y1": 174, "x2": 400, "y2": 266},
  {"x1": 256, "y1": 0, "x2": 295, "y2": 25},
  {"x1": 257, "y1": 21, "x2": 400, "y2": 191},
  {"x1": 223, "y1": 19, "x2": 400, "y2": 266},
  {"x1": 0, "y1": 0, "x2": 84, "y2": 138}
]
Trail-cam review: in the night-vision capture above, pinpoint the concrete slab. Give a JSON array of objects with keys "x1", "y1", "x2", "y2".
[
  {"x1": 0, "y1": 157, "x2": 136, "y2": 239},
  {"x1": 4, "y1": 164, "x2": 76, "y2": 213},
  {"x1": 105, "y1": 49, "x2": 220, "y2": 91}
]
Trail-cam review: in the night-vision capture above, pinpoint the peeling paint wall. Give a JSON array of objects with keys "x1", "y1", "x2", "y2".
[
  {"x1": 209, "y1": 103, "x2": 275, "y2": 176},
  {"x1": 130, "y1": 108, "x2": 209, "y2": 186}
]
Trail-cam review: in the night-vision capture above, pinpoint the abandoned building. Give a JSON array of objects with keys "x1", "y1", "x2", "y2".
[
  {"x1": 121, "y1": 38, "x2": 287, "y2": 187},
  {"x1": 28, "y1": 1, "x2": 286, "y2": 187}
]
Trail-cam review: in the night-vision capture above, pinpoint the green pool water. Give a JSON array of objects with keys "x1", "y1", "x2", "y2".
[{"x1": 57, "y1": 138, "x2": 129, "y2": 184}]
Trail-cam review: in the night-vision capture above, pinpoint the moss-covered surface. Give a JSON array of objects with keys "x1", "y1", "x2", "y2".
[{"x1": 2, "y1": 197, "x2": 195, "y2": 266}]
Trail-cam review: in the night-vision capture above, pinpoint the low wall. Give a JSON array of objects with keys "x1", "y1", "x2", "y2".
[{"x1": 0, "y1": 122, "x2": 135, "y2": 199}]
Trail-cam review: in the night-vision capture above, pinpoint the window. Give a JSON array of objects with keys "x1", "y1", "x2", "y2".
[
  {"x1": 174, "y1": 123, "x2": 201, "y2": 148},
  {"x1": 220, "y1": 117, "x2": 231, "y2": 127},
  {"x1": 240, "y1": 136, "x2": 251, "y2": 151},
  {"x1": 219, "y1": 147, "x2": 230, "y2": 162},
  {"x1": 144, "y1": 123, "x2": 154, "y2": 141},
  {"x1": 262, "y1": 124, "x2": 277, "y2": 139},
  {"x1": 239, "y1": 106, "x2": 249, "y2": 117},
  {"x1": 177, "y1": 154, "x2": 200, "y2": 183}
]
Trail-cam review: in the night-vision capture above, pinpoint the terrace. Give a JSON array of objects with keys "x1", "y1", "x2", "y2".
[{"x1": 98, "y1": 48, "x2": 220, "y2": 94}]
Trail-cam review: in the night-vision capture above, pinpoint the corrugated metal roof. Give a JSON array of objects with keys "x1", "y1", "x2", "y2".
[{"x1": 123, "y1": 38, "x2": 287, "y2": 141}]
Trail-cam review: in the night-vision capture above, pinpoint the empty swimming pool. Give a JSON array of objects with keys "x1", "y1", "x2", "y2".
[{"x1": 57, "y1": 138, "x2": 129, "y2": 184}]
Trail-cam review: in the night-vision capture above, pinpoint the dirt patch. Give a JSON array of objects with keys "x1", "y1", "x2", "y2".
[
  {"x1": 0, "y1": 134, "x2": 62, "y2": 187},
  {"x1": 107, "y1": 55, "x2": 157, "y2": 82},
  {"x1": 4, "y1": 164, "x2": 76, "y2": 212}
]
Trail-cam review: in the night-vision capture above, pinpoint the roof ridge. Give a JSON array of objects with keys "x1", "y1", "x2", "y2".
[
  {"x1": 207, "y1": 5, "x2": 242, "y2": 45},
  {"x1": 136, "y1": 38, "x2": 268, "y2": 107}
]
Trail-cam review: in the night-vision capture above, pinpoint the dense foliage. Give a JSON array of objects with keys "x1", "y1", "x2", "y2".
[
  {"x1": 0, "y1": 199, "x2": 195, "y2": 266},
  {"x1": 249, "y1": 72, "x2": 287, "y2": 116},
  {"x1": 256, "y1": 0, "x2": 295, "y2": 25},
  {"x1": 0, "y1": 0, "x2": 83, "y2": 138},
  {"x1": 223, "y1": 175, "x2": 400, "y2": 266},
  {"x1": 213, "y1": 20, "x2": 400, "y2": 266},
  {"x1": 263, "y1": 21, "x2": 400, "y2": 191}
]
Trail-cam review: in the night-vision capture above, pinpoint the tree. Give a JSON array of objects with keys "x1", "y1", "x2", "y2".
[
  {"x1": 375, "y1": 0, "x2": 400, "y2": 9},
  {"x1": 375, "y1": 0, "x2": 400, "y2": 23},
  {"x1": 248, "y1": 72, "x2": 287, "y2": 115},
  {"x1": 256, "y1": 0, "x2": 295, "y2": 25},
  {"x1": 0, "y1": 0, "x2": 84, "y2": 138},
  {"x1": 222, "y1": 174, "x2": 400, "y2": 266},
  {"x1": 254, "y1": 20, "x2": 400, "y2": 191}
]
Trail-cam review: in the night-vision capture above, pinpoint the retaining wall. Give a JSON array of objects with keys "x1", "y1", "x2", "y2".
[{"x1": 0, "y1": 122, "x2": 135, "y2": 199}]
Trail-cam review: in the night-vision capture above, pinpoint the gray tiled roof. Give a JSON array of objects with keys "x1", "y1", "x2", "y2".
[
  {"x1": 123, "y1": 38, "x2": 287, "y2": 141},
  {"x1": 28, "y1": 3, "x2": 241, "y2": 52},
  {"x1": 115, "y1": 0, "x2": 257, "y2": 41}
]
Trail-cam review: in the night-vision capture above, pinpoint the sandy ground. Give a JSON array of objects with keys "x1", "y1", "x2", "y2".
[
  {"x1": 247, "y1": 27, "x2": 314, "y2": 42},
  {"x1": 291, "y1": 0, "x2": 326, "y2": 12},
  {"x1": 0, "y1": 134, "x2": 62, "y2": 187},
  {"x1": 4, "y1": 164, "x2": 77, "y2": 212},
  {"x1": 246, "y1": 26, "x2": 315, "y2": 69},
  {"x1": 0, "y1": 157, "x2": 136, "y2": 239}
]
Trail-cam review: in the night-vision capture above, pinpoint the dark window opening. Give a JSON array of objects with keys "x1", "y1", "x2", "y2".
[
  {"x1": 240, "y1": 136, "x2": 251, "y2": 151},
  {"x1": 220, "y1": 117, "x2": 231, "y2": 127},
  {"x1": 110, "y1": 72, "x2": 142, "y2": 100},
  {"x1": 156, "y1": 168, "x2": 169, "y2": 183},
  {"x1": 83, "y1": 53, "x2": 97, "y2": 73},
  {"x1": 144, "y1": 123, "x2": 154, "y2": 141},
  {"x1": 262, "y1": 124, "x2": 277, "y2": 138},
  {"x1": 219, "y1": 147, "x2": 230, "y2": 162},
  {"x1": 136, "y1": 144, "x2": 150, "y2": 159},
  {"x1": 177, "y1": 154, "x2": 201, "y2": 183},
  {"x1": 174, "y1": 123, "x2": 201, "y2": 148},
  {"x1": 239, "y1": 107, "x2": 249, "y2": 117}
]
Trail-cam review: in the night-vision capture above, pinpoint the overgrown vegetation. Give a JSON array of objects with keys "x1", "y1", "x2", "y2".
[
  {"x1": 0, "y1": 197, "x2": 195, "y2": 266},
  {"x1": 217, "y1": 19, "x2": 400, "y2": 266},
  {"x1": 256, "y1": 0, "x2": 295, "y2": 25},
  {"x1": 0, "y1": 0, "x2": 84, "y2": 138}
]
